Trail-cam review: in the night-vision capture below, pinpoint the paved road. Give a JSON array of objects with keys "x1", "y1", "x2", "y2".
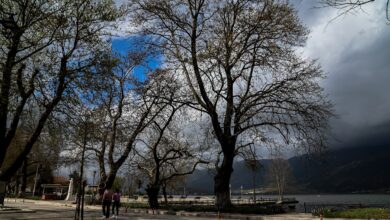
[{"x1": 0, "y1": 200, "x2": 227, "y2": 220}]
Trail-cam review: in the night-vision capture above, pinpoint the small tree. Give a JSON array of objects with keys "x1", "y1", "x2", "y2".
[
  {"x1": 267, "y1": 148, "x2": 293, "y2": 202},
  {"x1": 242, "y1": 145, "x2": 262, "y2": 204}
]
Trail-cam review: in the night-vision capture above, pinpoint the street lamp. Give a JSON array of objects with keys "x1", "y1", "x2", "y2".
[{"x1": 93, "y1": 171, "x2": 96, "y2": 186}]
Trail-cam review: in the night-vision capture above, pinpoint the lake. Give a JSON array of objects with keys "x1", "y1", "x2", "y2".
[{"x1": 236, "y1": 194, "x2": 390, "y2": 212}]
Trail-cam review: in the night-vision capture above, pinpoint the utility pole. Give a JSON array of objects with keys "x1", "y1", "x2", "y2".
[
  {"x1": 32, "y1": 164, "x2": 40, "y2": 197},
  {"x1": 253, "y1": 145, "x2": 256, "y2": 204},
  {"x1": 93, "y1": 171, "x2": 96, "y2": 186},
  {"x1": 92, "y1": 170, "x2": 96, "y2": 204},
  {"x1": 75, "y1": 117, "x2": 89, "y2": 220}
]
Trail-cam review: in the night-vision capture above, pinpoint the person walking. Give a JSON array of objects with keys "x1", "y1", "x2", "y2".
[
  {"x1": 101, "y1": 188, "x2": 113, "y2": 219},
  {"x1": 111, "y1": 189, "x2": 121, "y2": 219}
]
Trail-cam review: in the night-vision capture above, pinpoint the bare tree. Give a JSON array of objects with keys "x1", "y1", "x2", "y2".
[
  {"x1": 320, "y1": 0, "x2": 390, "y2": 20},
  {"x1": 0, "y1": 0, "x2": 118, "y2": 181},
  {"x1": 241, "y1": 145, "x2": 261, "y2": 204},
  {"x1": 267, "y1": 153, "x2": 292, "y2": 202},
  {"x1": 132, "y1": 0, "x2": 332, "y2": 209}
]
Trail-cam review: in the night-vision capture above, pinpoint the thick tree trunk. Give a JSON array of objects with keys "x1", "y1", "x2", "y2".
[
  {"x1": 214, "y1": 152, "x2": 234, "y2": 210},
  {"x1": 0, "y1": 32, "x2": 22, "y2": 168},
  {"x1": 104, "y1": 170, "x2": 117, "y2": 190},
  {"x1": 146, "y1": 184, "x2": 160, "y2": 209}
]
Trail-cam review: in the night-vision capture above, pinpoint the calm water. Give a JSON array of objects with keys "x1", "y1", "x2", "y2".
[
  {"x1": 235, "y1": 194, "x2": 390, "y2": 212},
  {"x1": 253, "y1": 194, "x2": 390, "y2": 206}
]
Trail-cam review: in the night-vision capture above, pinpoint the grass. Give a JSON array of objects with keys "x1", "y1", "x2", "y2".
[
  {"x1": 323, "y1": 208, "x2": 390, "y2": 219},
  {"x1": 122, "y1": 202, "x2": 285, "y2": 215}
]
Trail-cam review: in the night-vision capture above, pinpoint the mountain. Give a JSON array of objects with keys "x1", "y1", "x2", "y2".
[
  {"x1": 289, "y1": 144, "x2": 390, "y2": 193},
  {"x1": 186, "y1": 145, "x2": 390, "y2": 194}
]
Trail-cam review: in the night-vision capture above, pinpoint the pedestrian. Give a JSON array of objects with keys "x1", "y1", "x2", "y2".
[
  {"x1": 111, "y1": 189, "x2": 121, "y2": 219},
  {"x1": 101, "y1": 188, "x2": 113, "y2": 219}
]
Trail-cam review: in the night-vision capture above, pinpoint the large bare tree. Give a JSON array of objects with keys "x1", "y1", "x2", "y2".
[
  {"x1": 132, "y1": 0, "x2": 332, "y2": 209},
  {"x1": 0, "y1": 0, "x2": 118, "y2": 181}
]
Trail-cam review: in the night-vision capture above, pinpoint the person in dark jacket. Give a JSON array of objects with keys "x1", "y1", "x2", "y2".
[
  {"x1": 111, "y1": 189, "x2": 121, "y2": 218},
  {"x1": 101, "y1": 188, "x2": 113, "y2": 219}
]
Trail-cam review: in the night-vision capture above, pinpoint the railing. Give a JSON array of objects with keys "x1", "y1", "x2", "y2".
[
  {"x1": 123, "y1": 195, "x2": 297, "y2": 206},
  {"x1": 300, "y1": 203, "x2": 388, "y2": 214}
]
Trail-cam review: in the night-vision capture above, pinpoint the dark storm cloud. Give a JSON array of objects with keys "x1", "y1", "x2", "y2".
[
  {"x1": 328, "y1": 28, "x2": 390, "y2": 125},
  {"x1": 293, "y1": 1, "x2": 390, "y2": 148}
]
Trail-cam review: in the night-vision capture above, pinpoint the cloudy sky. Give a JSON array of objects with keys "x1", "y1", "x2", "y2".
[{"x1": 291, "y1": 1, "x2": 390, "y2": 149}]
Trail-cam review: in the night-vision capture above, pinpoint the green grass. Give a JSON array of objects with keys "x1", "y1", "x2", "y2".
[
  {"x1": 323, "y1": 208, "x2": 390, "y2": 219},
  {"x1": 122, "y1": 202, "x2": 285, "y2": 215}
]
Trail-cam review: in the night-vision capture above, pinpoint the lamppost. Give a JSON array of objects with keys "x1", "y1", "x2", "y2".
[
  {"x1": 93, "y1": 171, "x2": 96, "y2": 186},
  {"x1": 92, "y1": 170, "x2": 97, "y2": 203},
  {"x1": 32, "y1": 164, "x2": 40, "y2": 197},
  {"x1": 240, "y1": 185, "x2": 243, "y2": 202},
  {"x1": 75, "y1": 116, "x2": 89, "y2": 220}
]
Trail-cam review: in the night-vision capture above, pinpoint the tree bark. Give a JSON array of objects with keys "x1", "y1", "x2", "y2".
[
  {"x1": 104, "y1": 169, "x2": 118, "y2": 190},
  {"x1": 214, "y1": 152, "x2": 234, "y2": 210},
  {"x1": 146, "y1": 184, "x2": 160, "y2": 209}
]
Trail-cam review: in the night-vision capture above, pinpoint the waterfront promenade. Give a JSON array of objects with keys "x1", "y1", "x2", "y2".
[{"x1": 1, "y1": 198, "x2": 389, "y2": 220}]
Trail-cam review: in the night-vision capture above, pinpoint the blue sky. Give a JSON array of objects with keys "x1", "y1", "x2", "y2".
[{"x1": 112, "y1": 37, "x2": 161, "y2": 81}]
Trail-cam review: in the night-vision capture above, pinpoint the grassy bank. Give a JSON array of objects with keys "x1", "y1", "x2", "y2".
[
  {"x1": 122, "y1": 202, "x2": 285, "y2": 215},
  {"x1": 323, "y1": 208, "x2": 390, "y2": 219}
]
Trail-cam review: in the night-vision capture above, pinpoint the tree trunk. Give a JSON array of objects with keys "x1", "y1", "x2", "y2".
[
  {"x1": 104, "y1": 170, "x2": 117, "y2": 190},
  {"x1": 146, "y1": 184, "x2": 160, "y2": 209},
  {"x1": 214, "y1": 152, "x2": 234, "y2": 210},
  {"x1": 19, "y1": 157, "x2": 28, "y2": 197},
  {"x1": 15, "y1": 172, "x2": 20, "y2": 197},
  {"x1": 0, "y1": 32, "x2": 22, "y2": 169},
  {"x1": 162, "y1": 185, "x2": 168, "y2": 206}
]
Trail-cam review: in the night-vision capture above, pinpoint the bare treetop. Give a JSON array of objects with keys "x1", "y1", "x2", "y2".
[{"x1": 320, "y1": 0, "x2": 390, "y2": 21}]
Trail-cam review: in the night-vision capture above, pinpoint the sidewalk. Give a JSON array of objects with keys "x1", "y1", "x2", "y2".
[
  {"x1": 3, "y1": 198, "x2": 389, "y2": 220},
  {"x1": 4, "y1": 197, "x2": 100, "y2": 210}
]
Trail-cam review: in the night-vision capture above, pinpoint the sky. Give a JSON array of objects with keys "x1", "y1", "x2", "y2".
[
  {"x1": 293, "y1": 0, "x2": 390, "y2": 149},
  {"x1": 112, "y1": 0, "x2": 390, "y2": 151},
  {"x1": 111, "y1": 38, "x2": 161, "y2": 81}
]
